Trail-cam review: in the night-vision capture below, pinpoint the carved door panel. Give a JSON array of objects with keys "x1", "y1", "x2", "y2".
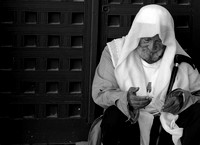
[{"x1": 0, "y1": 0, "x2": 92, "y2": 144}]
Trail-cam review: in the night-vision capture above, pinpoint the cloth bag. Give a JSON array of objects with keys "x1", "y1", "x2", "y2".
[{"x1": 88, "y1": 115, "x2": 103, "y2": 145}]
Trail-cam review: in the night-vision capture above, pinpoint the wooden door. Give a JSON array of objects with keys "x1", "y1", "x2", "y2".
[{"x1": 0, "y1": 0, "x2": 92, "y2": 144}]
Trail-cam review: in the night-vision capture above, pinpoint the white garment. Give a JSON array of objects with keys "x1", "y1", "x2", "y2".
[
  {"x1": 160, "y1": 112, "x2": 183, "y2": 145},
  {"x1": 141, "y1": 59, "x2": 162, "y2": 114},
  {"x1": 107, "y1": 4, "x2": 188, "y2": 145},
  {"x1": 141, "y1": 59, "x2": 160, "y2": 84}
]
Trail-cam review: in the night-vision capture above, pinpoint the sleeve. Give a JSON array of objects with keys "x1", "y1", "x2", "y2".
[
  {"x1": 188, "y1": 66, "x2": 200, "y2": 103},
  {"x1": 92, "y1": 46, "x2": 128, "y2": 112},
  {"x1": 180, "y1": 64, "x2": 200, "y2": 112},
  {"x1": 188, "y1": 66, "x2": 200, "y2": 93}
]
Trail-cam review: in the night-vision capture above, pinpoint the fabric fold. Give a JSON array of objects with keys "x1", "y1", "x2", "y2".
[
  {"x1": 160, "y1": 112, "x2": 183, "y2": 145},
  {"x1": 138, "y1": 111, "x2": 154, "y2": 145}
]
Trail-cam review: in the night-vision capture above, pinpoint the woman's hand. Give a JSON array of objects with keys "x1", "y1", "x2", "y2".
[
  {"x1": 162, "y1": 88, "x2": 186, "y2": 114},
  {"x1": 126, "y1": 87, "x2": 152, "y2": 123},
  {"x1": 127, "y1": 87, "x2": 152, "y2": 110}
]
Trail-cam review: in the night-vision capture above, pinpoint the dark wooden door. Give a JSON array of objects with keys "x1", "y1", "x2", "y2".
[
  {"x1": 98, "y1": 0, "x2": 200, "y2": 70},
  {"x1": 0, "y1": 0, "x2": 92, "y2": 144}
]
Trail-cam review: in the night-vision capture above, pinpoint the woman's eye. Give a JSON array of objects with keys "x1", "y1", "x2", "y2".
[{"x1": 143, "y1": 38, "x2": 151, "y2": 43}]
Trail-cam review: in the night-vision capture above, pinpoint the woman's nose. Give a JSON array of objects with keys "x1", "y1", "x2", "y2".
[{"x1": 148, "y1": 41, "x2": 154, "y2": 51}]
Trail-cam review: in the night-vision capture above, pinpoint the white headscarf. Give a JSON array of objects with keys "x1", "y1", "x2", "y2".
[
  {"x1": 116, "y1": 4, "x2": 188, "y2": 66},
  {"x1": 107, "y1": 4, "x2": 189, "y2": 145}
]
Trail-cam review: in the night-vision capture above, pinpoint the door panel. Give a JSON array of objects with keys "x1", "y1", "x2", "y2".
[{"x1": 0, "y1": 0, "x2": 91, "y2": 144}]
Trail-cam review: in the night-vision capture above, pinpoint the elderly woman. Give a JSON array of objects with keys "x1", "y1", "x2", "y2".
[{"x1": 92, "y1": 4, "x2": 200, "y2": 145}]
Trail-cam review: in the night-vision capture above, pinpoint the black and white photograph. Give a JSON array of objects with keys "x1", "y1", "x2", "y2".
[{"x1": 0, "y1": 0, "x2": 200, "y2": 145}]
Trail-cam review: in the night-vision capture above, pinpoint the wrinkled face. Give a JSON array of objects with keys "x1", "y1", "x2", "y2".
[{"x1": 136, "y1": 34, "x2": 166, "y2": 64}]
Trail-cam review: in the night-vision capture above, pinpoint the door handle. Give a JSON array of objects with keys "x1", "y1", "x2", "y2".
[{"x1": 102, "y1": 5, "x2": 110, "y2": 13}]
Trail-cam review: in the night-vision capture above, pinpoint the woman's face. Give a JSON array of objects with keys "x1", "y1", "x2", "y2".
[{"x1": 136, "y1": 34, "x2": 166, "y2": 64}]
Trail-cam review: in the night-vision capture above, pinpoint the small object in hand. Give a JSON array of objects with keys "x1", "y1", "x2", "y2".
[
  {"x1": 146, "y1": 82, "x2": 153, "y2": 100},
  {"x1": 147, "y1": 82, "x2": 152, "y2": 93},
  {"x1": 146, "y1": 96, "x2": 153, "y2": 100}
]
